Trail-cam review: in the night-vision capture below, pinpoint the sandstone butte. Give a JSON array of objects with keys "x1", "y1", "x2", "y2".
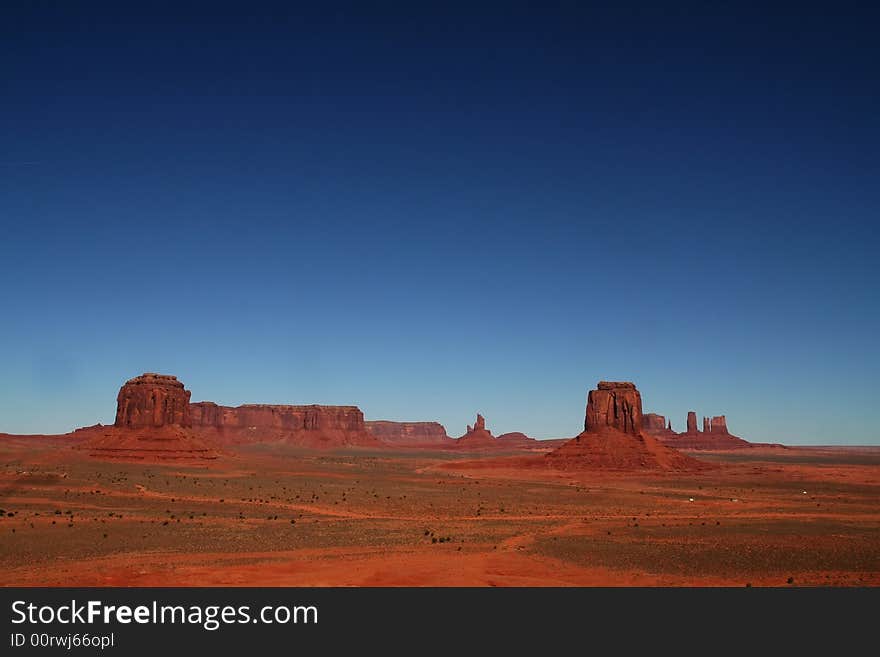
[
  {"x1": 642, "y1": 413, "x2": 675, "y2": 436},
  {"x1": 77, "y1": 374, "x2": 217, "y2": 461},
  {"x1": 546, "y1": 381, "x2": 705, "y2": 471},
  {"x1": 643, "y1": 410, "x2": 754, "y2": 450},
  {"x1": 364, "y1": 421, "x2": 453, "y2": 446},
  {"x1": 455, "y1": 413, "x2": 499, "y2": 449}
]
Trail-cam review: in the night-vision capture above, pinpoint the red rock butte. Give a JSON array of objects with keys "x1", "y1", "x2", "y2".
[
  {"x1": 642, "y1": 413, "x2": 668, "y2": 433},
  {"x1": 455, "y1": 413, "x2": 499, "y2": 449},
  {"x1": 656, "y1": 410, "x2": 753, "y2": 449},
  {"x1": 115, "y1": 373, "x2": 191, "y2": 429},
  {"x1": 641, "y1": 412, "x2": 676, "y2": 439},
  {"x1": 584, "y1": 381, "x2": 643, "y2": 435},
  {"x1": 79, "y1": 373, "x2": 216, "y2": 461},
  {"x1": 548, "y1": 381, "x2": 704, "y2": 471}
]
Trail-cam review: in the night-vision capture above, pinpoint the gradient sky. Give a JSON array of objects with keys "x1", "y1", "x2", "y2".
[{"x1": 1, "y1": 3, "x2": 878, "y2": 444}]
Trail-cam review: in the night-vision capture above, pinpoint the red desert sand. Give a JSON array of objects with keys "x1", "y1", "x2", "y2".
[{"x1": 0, "y1": 375, "x2": 877, "y2": 587}]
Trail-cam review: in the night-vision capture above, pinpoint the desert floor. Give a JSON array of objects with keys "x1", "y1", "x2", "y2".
[{"x1": 1, "y1": 441, "x2": 878, "y2": 586}]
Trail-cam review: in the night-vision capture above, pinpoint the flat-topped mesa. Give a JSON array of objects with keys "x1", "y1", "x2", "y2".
[
  {"x1": 548, "y1": 381, "x2": 705, "y2": 471},
  {"x1": 190, "y1": 402, "x2": 365, "y2": 432},
  {"x1": 686, "y1": 411, "x2": 698, "y2": 434},
  {"x1": 709, "y1": 415, "x2": 729, "y2": 434},
  {"x1": 642, "y1": 412, "x2": 677, "y2": 437},
  {"x1": 365, "y1": 421, "x2": 452, "y2": 446},
  {"x1": 115, "y1": 373, "x2": 191, "y2": 429},
  {"x1": 584, "y1": 381, "x2": 642, "y2": 435},
  {"x1": 187, "y1": 400, "x2": 378, "y2": 448},
  {"x1": 643, "y1": 413, "x2": 667, "y2": 433}
]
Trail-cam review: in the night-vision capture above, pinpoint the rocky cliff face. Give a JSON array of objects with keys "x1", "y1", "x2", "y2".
[
  {"x1": 115, "y1": 374, "x2": 191, "y2": 429},
  {"x1": 548, "y1": 381, "x2": 703, "y2": 471},
  {"x1": 642, "y1": 412, "x2": 676, "y2": 437},
  {"x1": 365, "y1": 421, "x2": 451, "y2": 445},
  {"x1": 80, "y1": 374, "x2": 215, "y2": 461},
  {"x1": 686, "y1": 411, "x2": 698, "y2": 434},
  {"x1": 584, "y1": 381, "x2": 643, "y2": 435},
  {"x1": 189, "y1": 401, "x2": 377, "y2": 447},
  {"x1": 190, "y1": 402, "x2": 364, "y2": 432},
  {"x1": 709, "y1": 415, "x2": 729, "y2": 433},
  {"x1": 642, "y1": 413, "x2": 668, "y2": 433}
]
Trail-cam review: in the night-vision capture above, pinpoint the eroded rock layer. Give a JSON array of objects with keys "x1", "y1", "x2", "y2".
[
  {"x1": 189, "y1": 402, "x2": 379, "y2": 448},
  {"x1": 548, "y1": 381, "x2": 704, "y2": 471},
  {"x1": 115, "y1": 374, "x2": 191, "y2": 429},
  {"x1": 81, "y1": 374, "x2": 216, "y2": 460},
  {"x1": 656, "y1": 411, "x2": 753, "y2": 449},
  {"x1": 643, "y1": 413, "x2": 668, "y2": 433},
  {"x1": 455, "y1": 413, "x2": 498, "y2": 449},
  {"x1": 365, "y1": 421, "x2": 452, "y2": 446},
  {"x1": 495, "y1": 432, "x2": 539, "y2": 447},
  {"x1": 584, "y1": 382, "x2": 643, "y2": 435}
]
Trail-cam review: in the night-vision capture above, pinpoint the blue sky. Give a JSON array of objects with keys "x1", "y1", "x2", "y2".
[{"x1": 1, "y1": 3, "x2": 878, "y2": 443}]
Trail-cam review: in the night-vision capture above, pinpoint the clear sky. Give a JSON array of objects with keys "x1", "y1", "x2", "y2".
[{"x1": 1, "y1": 3, "x2": 878, "y2": 444}]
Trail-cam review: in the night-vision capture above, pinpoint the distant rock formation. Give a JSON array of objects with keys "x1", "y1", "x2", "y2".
[
  {"x1": 189, "y1": 401, "x2": 379, "y2": 448},
  {"x1": 190, "y1": 402, "x2": 364, "y2": 432},
  {"x1": 642, "y1": 413, "x2": 668, "y2": 433},
  {"x1": 365, "y1": 421, "x2": 452, "y2": 446},
  {"x1": 455, "y1": 413, "x2": 498, "y2": 449},
  {"x1": 495, "y1": 432, "x2": 538, "y2": 448},
  {"x1": 115, "y1": 374, "x2": 191, "y2": 429},
  {"x1": 584, "y1": 381, "x2": 642, "y2": 435},
  {"x1": 642, "y1": 412, "x2": 676, "y2": 438},
  {"x1": 82, "y1": 372, "x2": 379, "y2": 454},
  {"x1": 81, "y1": 374, "x2": 215, "y2": 461},
  {"x1": 656, "y1": 410, "x2": 752, "y2": 450},
  {"x1": 709, "y1": 415, "x2": 729, "y2": 433},
  {"x1": 548, "y1": 381, "x2": 704, "y2": 471}
]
